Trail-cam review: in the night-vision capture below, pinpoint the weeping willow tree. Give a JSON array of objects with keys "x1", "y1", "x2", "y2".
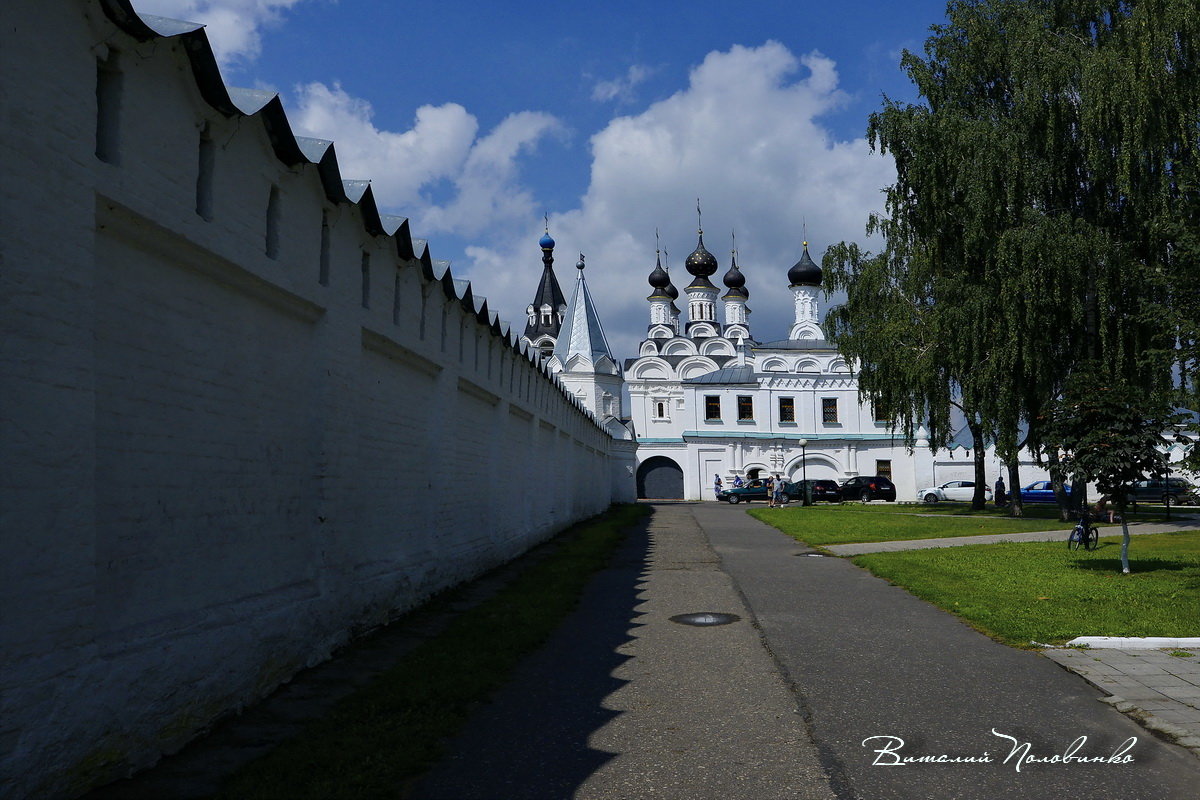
[{"x1": 826, "y1": 0, "x2": 1198, "y2": 520}]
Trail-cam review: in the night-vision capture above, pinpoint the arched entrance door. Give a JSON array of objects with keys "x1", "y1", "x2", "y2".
[{"x1": 637, "y1": 456, "x2": 684, "y2": 499}]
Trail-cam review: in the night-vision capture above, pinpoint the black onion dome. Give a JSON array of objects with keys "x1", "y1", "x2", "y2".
[
  {"x1": 723, "y1": 255, "x2": 745, "y2": 289},
  {"x1": 685, "y1": 231, "x2": 719, "y2": 277},
  {"x1": 788, "y1": 242, "x2": 822, "y2": 287},
  {"x1": 722, "y1": 253, "x2": 748, "y2": 300},
  {"x1": 648, "y1": 253, "x2": 670, "y2": 289},
  {"x1": 664, "y1": 275, "x2": 679, "y2": 300}
]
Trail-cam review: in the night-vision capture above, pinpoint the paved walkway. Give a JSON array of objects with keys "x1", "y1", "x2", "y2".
[
  {"x1": 412, "y1": 503, "x2": 833, "y2": 799},
  {"x1": 690, "y1": 503, "x2": 1200, "y2": 799},
  {"x1": 818, "y1": 514, "x2": 1200, "y2": 762},
  {"x1": 825, "y1": 518, "x2": 1200, "y2": 556},
  {"x1": 1043, "y1": 648, "x2": 1200, "y2": 757}
]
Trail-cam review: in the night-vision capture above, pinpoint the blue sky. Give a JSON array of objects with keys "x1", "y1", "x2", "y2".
[{"x1": 133, "y1": 0, "x2": 951, "y2": 355}]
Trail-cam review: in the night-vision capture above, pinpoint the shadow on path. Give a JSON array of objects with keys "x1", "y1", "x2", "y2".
[{"x1": 409, "y1": 512, "x2": 653, "y2": 799}]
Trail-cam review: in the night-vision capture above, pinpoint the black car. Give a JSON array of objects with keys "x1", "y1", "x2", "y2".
[
  {"x1": 793, "y1": 479, "x2": 843, "y2": 503},
  {"x1": 1126, "y1": 478, "x2": 1197, "y2": 507},
  {"x1": 840, "y1": 475, "x2": 897, "y2": 503}
]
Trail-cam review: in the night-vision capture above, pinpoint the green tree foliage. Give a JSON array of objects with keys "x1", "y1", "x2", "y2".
[
  {"x1": 825, "y1": 0, "x2": 1199, "y2": 530},
  {"x1": 1044, "y1": 368, "x2": 1185, "y2": 572}
]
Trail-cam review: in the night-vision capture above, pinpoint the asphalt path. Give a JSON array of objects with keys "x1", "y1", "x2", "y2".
[
  {"x1": 412, "y1": 504, "x2": 833, "y2": 800},
  {"x1": 695, "y1": 501, "x2": 1200, "y2": 800}
]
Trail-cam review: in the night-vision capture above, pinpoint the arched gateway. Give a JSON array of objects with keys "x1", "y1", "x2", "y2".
[{"x1": 637, "y1": 456, "x2": 684, "y2": 499}]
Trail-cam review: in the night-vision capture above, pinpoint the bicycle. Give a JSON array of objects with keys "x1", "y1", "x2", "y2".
[{"x1": 1067, "y1": 512, "x2": 1099, "y2": 552}]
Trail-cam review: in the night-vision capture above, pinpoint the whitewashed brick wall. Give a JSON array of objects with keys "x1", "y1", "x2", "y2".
[{"x1": 0, "y1": 3, "x2": 627, "y2": 797}]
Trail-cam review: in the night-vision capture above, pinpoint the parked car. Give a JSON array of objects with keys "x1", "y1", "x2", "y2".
[
  {"x1": 718, "y1": 478, "x2": 798, "y2": 504},
  {"x1": 1126, "y1": 478, "x2": 1197, "y2": 507},
  {"x1": 1019, "y1": 481, "x2": 1073, "y2": 503},
  {"x1": 840, "y1": 475, "x2": 897, "y2": 503},
  {"x1": 917, "y1": 480, "x2": 993, "y2": 504},
  {"x1": 792, "y1": 479, "x2": 843, "y2": 503}
]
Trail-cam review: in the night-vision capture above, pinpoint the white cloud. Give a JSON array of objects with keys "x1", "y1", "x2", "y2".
[
  {"x1": 466, "y1": 41, "x2": 895, "y2": 358},
  {"x1": 592, "y1": 65, "x2": 652, "y2": 104},
  {"x1": 288, "y1": 83, "x2": 562, "y2": 237},
  {"x1": 130, "y1": 0, "x2": 308, "y2": 65}
]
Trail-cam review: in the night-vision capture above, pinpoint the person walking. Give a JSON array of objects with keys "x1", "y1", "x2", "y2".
[
  {"x1": 765, "y1": 475, "x2": 776, "y2": 508},
  {"x1": 994, "y1": 476, "x2": 1007, "y2": 508},
  {"x1": 713, "y1": 474, "x2": 723, "y2": 499},
  {"x1": 772, "y1": 476, "x2": 786, "y2": 507}
]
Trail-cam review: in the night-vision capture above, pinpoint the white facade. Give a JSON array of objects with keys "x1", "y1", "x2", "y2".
[
  {"x1": 629, "y1": 236, "x2": 930, "y2": 501},
  {"x1": 622, "y1": 234, "x2": 1081, "y2": 501}
]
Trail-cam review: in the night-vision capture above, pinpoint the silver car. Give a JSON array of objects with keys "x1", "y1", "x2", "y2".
[{"x1": 918, "y1": 480, "x2": 993, "y2": 503}]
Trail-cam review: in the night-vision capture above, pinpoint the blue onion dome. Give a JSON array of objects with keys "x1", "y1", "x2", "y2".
[
  {"x1": 787, "y1": 241, "x2": 822, "y2": 287},
  {"x1": 685, "y1": 231, "x2": 719, "y2": 277},
  {"x1": 539, "y1": 231, "x2": 555, "y2": 250}
]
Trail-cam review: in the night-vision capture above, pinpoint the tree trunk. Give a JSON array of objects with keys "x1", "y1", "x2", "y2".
[
  {"x1": 968, "y1": 418, "x2": 987, "y2": 510},
  {"x1": 1116, "y1": 497, "x2": 1131, "y2": 574},
  {"x1": 1007, "y1": 460, "x2": 1023, "y2": 517}
]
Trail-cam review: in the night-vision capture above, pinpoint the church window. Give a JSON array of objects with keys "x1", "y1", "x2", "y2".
[
  {"x1": 737, "y1": 396, "x2": 754, "y2": 421},
  {"x1": 95, "y1": 51, "x2": 122, "y2": 163},
  {"x1": 360, "y1": 250, "x2": 370, "y2": 308},
  {"x1": 266, "y1": 185, "x2": 281, "y2": 259},
  {"x1": 196, "y1": 125, "x2": 214, "y2": 220},
  {"x1": 822, "y1": 397, "x2": 839, "y2": 424},
  {"x1": 393, "y1": 272, "x2": 402, "y2": 324},
  {"x1": 872, "y1": 405, "x2": 891, "y2": 424},
  {"x1": 779, "y1": 397, "x2": 795, "y2": 423},
  {"x1": 319, "y1": 211, "x2": 331, "y2": 286},
  {"x1": 876, "y1": 460, "x2": 893, "y2": 480},
  {"x1": 704, "y1": 395, "x2": 721, "y2": 421}
]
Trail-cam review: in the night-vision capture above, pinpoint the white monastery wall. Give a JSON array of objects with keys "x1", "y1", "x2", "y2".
[{"x1": 0, "y1": 3, "x2": 623, "y2": 797}]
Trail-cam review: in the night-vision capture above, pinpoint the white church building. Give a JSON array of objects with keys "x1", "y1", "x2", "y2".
[{"x1": 521, "y1": 222, "x2": 1040, "y2": 502}]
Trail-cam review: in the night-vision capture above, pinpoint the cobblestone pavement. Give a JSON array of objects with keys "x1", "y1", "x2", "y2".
[{"x1": 1043, "y1": 648, "x2": 1200, "y2": 757}]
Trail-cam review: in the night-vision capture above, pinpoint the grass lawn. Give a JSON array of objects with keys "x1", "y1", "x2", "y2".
[
  {"x1": 216, "y1": 503, "x2": 649, "y2": 800},
  {"x1": 851, "y1": 531, "x2": 1200, "y2": 647},
  {"x1": 748, "y1": 504, "x2": 1083, "y2": 546}
]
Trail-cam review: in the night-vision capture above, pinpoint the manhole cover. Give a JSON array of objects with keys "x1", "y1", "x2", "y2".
[{"x1": 669, "y1": 612, "x2": 741, "y2": 626}]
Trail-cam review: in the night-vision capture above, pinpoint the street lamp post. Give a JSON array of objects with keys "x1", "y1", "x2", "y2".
[{"x1": 798, "y1": 439, "x2": 808, "y2": 505}]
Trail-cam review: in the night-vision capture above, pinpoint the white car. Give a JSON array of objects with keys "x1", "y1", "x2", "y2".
[{"x1": 918, "y1": 480, "x2": 993, "y2": 503}]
